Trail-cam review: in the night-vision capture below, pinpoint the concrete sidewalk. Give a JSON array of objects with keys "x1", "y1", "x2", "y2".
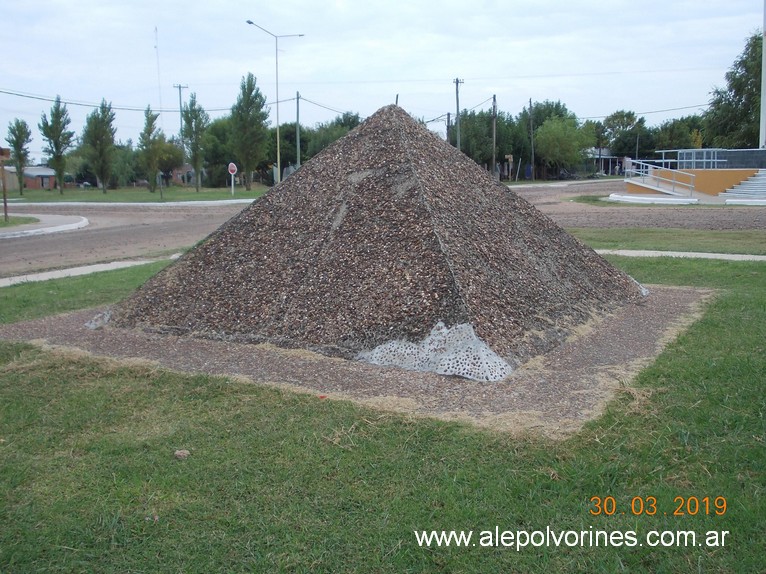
[
  {"x1": 595, "y1": 249, "x2": 766, "y2": 262},
  {"x1": 0, "y1": 260, "x2": 161, "y2": 288}
]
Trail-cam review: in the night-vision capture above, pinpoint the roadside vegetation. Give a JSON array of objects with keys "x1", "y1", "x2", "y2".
[
  {"x1": 568, "y1": 227, "x2": 766, "y2": 256},
  {"x1": 4, "y1": 32, "x2": 761, "y2": 195},
  {"x1": 1, "y1": 233, "x2": 764, "y2": 572},
  {"x1": 5, "y1": 186, "x2": 267, "y2": 204},
  {"x1": 0, "y1": 261, "x2": 169, "y2": 324},
  {"x1": 0, "y1": 216, "x2": 38, "y2": 228}
]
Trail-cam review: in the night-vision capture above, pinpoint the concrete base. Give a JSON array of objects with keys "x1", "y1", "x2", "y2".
[{"x1": 608, "y1": 193, "x2": 698, "y2": 205}]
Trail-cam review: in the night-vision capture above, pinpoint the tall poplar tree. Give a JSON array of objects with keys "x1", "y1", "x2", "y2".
[
  {"x1": 230, "y1": 73, "x2": 269, "y2": 190},
  {"x1": 39, "y1": 96, "x2": 75, "y2": 194},
  {"x1": 181, "y1": 93, "x2": 210, "y2": 192},
  {"x1": 82, "y1": 100, "x2": 117, "y2": 193},
  {"x1": 138, "y1": 106, "x2": 162, "y2": 194},
  {"x1": 5, "y1": 119, "x2": 33, "y2": 196}
]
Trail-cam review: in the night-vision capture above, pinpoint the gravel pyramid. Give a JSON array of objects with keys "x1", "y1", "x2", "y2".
[{"x1": 113, "y1": 105, "x2": 645, "y2": 380}]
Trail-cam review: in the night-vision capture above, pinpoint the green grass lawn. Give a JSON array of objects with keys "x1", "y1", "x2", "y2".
[
  {"x1": 0, "y1": 261, "x2": 170, "y2": 324},
  {"x1": 0, "y1": 216, "x2": 39, "y2": 228},
  {"x1": 568, "y1": 228, "x2": 766, "y2": 255},
  {"x1": 8, "y1": 185, "x2": 267, "y2": 203},
  {"x1": 0, "y1": 255, "x2": 764, "y2": 572}
]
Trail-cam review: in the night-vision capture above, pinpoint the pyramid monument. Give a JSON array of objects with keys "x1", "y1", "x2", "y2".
[{"x1": 113, "y1": 105, "x2": 645, "y2": 381}]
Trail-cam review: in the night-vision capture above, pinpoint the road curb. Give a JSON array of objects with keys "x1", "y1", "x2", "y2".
[
  {"x1": 596, "y1": 249, "x2": 766, "y2": 262},
  {"x1": 0, "y1": 215, "x2": 90, "y2": 239}
]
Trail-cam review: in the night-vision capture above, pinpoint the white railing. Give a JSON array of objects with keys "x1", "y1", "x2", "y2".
[{"x1": 624, "y1": 160, "x2": 696, "y2": 196}]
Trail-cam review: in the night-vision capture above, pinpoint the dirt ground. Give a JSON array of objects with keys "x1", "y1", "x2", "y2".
[
  {"x1": 0, "y1": 285, "x2": 712, "y2": 438},
  {"x1": 3, "y1": 180, "x2": 765, "y2": 279},
  {"x1": 2, "y1": 203, "x2": 245, "y2": 278}
]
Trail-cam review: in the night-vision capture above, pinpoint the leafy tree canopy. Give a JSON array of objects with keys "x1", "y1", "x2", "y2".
[
  {"x1": 138, "y1": 106, "x2": 162, "y2": 193},
  {"x1": 81, "y1": 99, "x2": 117, "y2": 193},
  {"x1": 5, "y1": 118, "x2": 33, "y2": 195},
  {"x1": 230, "y1": 73, "x2": 270, "y2": 190},
  {"x1": 181, "y1": 93, "x2": 210, "y2": 192},
  {"x1": 705, "y1": 32, "x2": 762, "y2": 148},
  {"x1": 534, "y1": 116, "x2": 589, "y2": 172},
  {"x1": 39, "y1": 96, "x2": 75, "y2": 194}
]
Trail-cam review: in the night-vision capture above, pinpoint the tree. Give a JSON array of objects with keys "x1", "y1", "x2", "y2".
[
  {"x1": 230, "y1": 73, "x2": 270, "y2": 190},
  {"x1": 5, "y1": 119, "x2": 33, "y2": 196},
  {"x1": 332, "y1": 111, "x2": 361, "y2": 131},
  {"x1": 581, "y1": 120, "x2": 606, "y2": 150},
  {"x1": 705, "y1": 32, "x2": 762, "y2": 148},
  {"x1": 534, "y1": 116, "x2": 588, "y2": 175},
  {"x1": 138, "y1": 106, "x2": 162, "y2": 193},
  {"x1": 203, "y1": 116, "x2": 234, "y2": 188},
  {"x1": 652, "y1": 115, "x2": 705, "y2": 152},
  {"x1": 452, "y1": 110, "x2": 494, "y2": 166},
  {"x1": 181, "y1": 93, "x2": 210, "y2": 192},
  {"x1": 603, "y1": 110, "x2": 654, "y2": 158},
  {"x1": 39, "y1": 96, "x2": 75, "y2": 194},
  {"x1": 81, "y1": 100, "x2": 117, "y2": 194},
  {"x1": 306, "y1": 121, "x2": 347, "y2": 157},
  {"x1": 513, "y1": 100, "x2": 575, "y2": 178},
  {"x1": 603, "y1": 110, "x2": 638, "y2": 149},
  {"x1": 276, "y1": 121, "x2": 300, "y2": 170},
  {"x1": 112, "y1": 140, "x2": 138, "y2": 188},
  {"x1": 158, "y1": 136, "x2": 184, "y2": 188}
]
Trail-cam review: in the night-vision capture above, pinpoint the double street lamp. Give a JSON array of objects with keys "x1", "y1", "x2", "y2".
[{"x1": 246, "y1": 20, "x2": 304, "y2": 184}]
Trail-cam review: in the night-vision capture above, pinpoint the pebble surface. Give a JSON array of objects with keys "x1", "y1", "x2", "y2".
[{"x1": 113, "y1": 105, "x2": 644, "y2": 366}]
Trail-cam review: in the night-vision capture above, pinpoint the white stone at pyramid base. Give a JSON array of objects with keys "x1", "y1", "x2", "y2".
[{"x1": 358, "y1": 321, "x2": 513, "y2": 382}]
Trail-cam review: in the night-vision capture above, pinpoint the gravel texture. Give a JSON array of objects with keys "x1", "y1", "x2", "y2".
[
  {"x1": 0, "y1": 285, "x2": 711, "y2": 438},
  {"x1": 112, "y1": 105, "x2": 644, "y2": 368}
]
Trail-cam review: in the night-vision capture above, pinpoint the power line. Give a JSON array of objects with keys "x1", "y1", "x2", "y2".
[
  {"x1": 467, "y1": 96, "x2": 493, "y2": 112},
  {"x1": 425, "y1": 113, "x2": 448, "y2": 124},
  {"x1": 0, "y1": 87, "x2": 711, "y2": 125},
  {"x1": 581, "y1": 103, "x2": 710, "y2": 120},
  {"x1": 299, "y1": 96, "x2": 346, "y2": 116},
  {"x1": 0, "y1": 87, "x2": 290, "y2": 114},
  {"x1": 0, "y1": 88, "x2": 204, "y2": 113}
]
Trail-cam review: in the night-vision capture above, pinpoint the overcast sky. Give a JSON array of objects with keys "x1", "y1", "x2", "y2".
[{"x1": 1, "y1": 0, "x2": 762, "y2": 162}]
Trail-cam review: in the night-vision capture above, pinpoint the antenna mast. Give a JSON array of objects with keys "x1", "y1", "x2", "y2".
[{"x1": 154, "y1": 27, "x2": 164, "y2": 128}]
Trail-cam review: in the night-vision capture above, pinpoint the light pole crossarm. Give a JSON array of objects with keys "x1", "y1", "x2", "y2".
[{"x1": 245, "y1": 19, "x2": 304, "y2": 184}]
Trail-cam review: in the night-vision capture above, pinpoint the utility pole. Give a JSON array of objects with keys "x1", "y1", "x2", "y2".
[
  {"x1": 454, "y1": 78, "x2": 464, "y2": 151},
  {"x1": 245, "y1": 20, "x2": 304, "y2": 185},
  {"x1": 1, "y1": 147, "x2": 10, "y2": 223},
  {"x1": 296, "y1": 91, "x2": 301, "y2": 168},
  {"x1": 760, "y1": 0, "x2": 766, "y2": 147},
  {"x1": 174, "y1": 83, "x2": 188, "y2": 165},
  {"x1": 491, "y1": 94, "x2": 497, "y2": 179},
  {"x1": 173, "y1": 84, "x2": 188, "y2": 136},
  {"x1": 529, "y1": 98, "x2": 535, "y2": 182}
]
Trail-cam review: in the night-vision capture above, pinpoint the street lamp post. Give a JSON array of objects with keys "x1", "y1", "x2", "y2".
[{"x1": 246, "y1": 20, "x2": 303, "y2": 184}]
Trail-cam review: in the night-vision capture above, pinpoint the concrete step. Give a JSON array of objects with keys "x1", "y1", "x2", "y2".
[{"x1": 721, "y1": 169, "x2": 766, "y2": 198}]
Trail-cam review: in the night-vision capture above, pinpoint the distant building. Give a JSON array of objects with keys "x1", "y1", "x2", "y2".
[
  {"x1": 585, "y1": 147, "x2": 623, "y2": 175},
  {"x1": 1, "y1": 166, "x2": 58, "y2": 192}
]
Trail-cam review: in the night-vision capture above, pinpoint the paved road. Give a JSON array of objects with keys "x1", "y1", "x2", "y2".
[
  {"x1": 1, "y1": 203, "x2": 247, "y2": 278},
  {"x1": 2, "y1": 180, "x2": 765, "y2": 279}
]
